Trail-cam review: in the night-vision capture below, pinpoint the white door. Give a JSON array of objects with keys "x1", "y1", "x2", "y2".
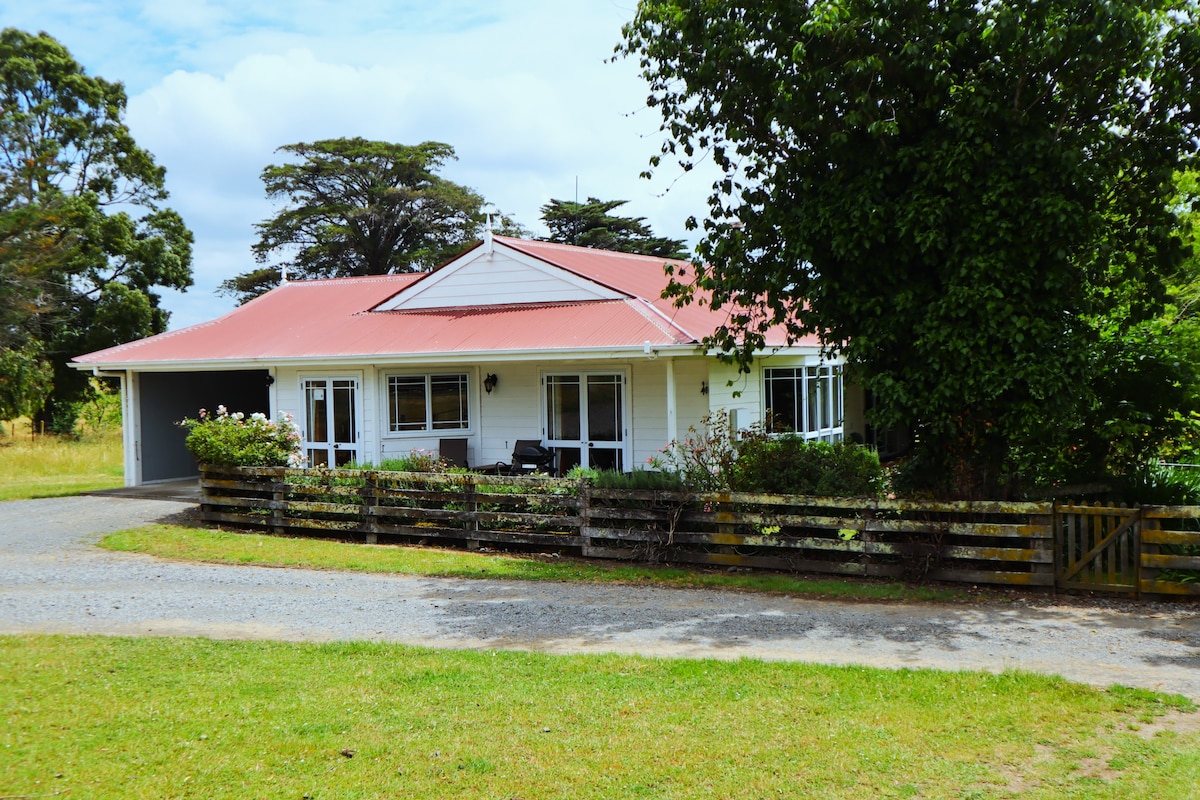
[
  {"x1": 543, "y1": 372, "x2": 627, "y2": 473},
  {"x1": 302, "y1": 377, "x2": 360, "y2": 467}
]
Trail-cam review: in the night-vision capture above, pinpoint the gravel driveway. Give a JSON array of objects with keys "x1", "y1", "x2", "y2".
[{"x1": 2, "y1": 495, "x2": 1199, "y2": 699}]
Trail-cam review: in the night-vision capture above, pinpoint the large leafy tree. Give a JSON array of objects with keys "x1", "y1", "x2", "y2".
[
  {"x1": 221, "y1": 139, "x2": 493, "y2": 304},
  {"x1": 540, "y1": 197, "x2": 688, "y2": 258},
  {"x1": 0, "y1": 28, "x2": 193, "y2": 432},
  {"x1": 620, "y1": 0, "x2": 1200, "y2": 497}
]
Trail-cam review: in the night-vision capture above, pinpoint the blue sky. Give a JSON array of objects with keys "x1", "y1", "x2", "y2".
[{"x1": 3, "y1": 0, "x2": 715, "y2": 330}]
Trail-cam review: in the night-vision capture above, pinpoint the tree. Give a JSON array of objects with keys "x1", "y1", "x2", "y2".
[
  {"x1": 221, "y1": 139, "x2": 494, "y2": 304},
  {"x1": 540, "y1": 197, "x2": 688, "y2": 258},
  {"x1": 620, "y1": 0, "x2": 1200, "y2": 497},
  {"x1": 0, "y1": 28, "x2": 194, "y2": 433},
  {"x1": 0, "y1": 340, "x2": 52, "y2": 431}
]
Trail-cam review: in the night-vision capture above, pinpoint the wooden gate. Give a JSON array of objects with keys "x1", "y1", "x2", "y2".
[{"x1": 1055, "y1": 503, "x2": 1141, "y2": 594}]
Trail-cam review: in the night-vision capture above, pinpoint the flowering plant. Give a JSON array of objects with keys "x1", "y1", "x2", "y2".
[
  {"x1": 648, "y1": 409, "x2": 756, "y2": 492},
  {"x1": 179, "y1": 405, "x2": 305, "y2": 468}
]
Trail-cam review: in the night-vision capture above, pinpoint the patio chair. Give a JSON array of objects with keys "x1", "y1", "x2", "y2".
[{"x1": 438, "y1": 438, "x2": 469, "y2": 470}]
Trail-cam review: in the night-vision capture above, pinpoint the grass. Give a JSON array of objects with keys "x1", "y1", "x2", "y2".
[
  {"x1": 2, "y1": 634, "x2": 1197, "y2": 799},
  {"x1": 0, "y1": 420, "x2": 123, "y2": 501},
  {"x1": 101, "y1": 524, "x2": 967, "y2": 602}
]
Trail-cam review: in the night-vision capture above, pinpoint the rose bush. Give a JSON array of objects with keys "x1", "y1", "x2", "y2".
[{"x1": 180, "y1": 405, "x2": 305, "y2": 468}]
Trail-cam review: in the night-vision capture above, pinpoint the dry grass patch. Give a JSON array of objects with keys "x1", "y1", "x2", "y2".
[{"x1": 0, "y1": 422, "x2": 122, "y2": 501}]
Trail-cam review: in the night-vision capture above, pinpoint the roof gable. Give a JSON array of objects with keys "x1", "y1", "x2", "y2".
[{"x1": 374, "y1": 239, "x2": 625, "y2": 311}]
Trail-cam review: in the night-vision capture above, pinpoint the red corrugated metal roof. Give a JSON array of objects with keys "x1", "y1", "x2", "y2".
[
  {"x1": 493, "y1": 236, "x2": 812, "y2": 347},
  {"x1": 74, "y1": 238, "x2": 814, "y2": 368}
]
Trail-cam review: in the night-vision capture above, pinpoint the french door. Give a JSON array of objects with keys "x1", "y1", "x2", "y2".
[
  {"x1": 543, "y1": 372, "x2": 627, "y2": 473},
  {"x1": 302, "y1": 377, "x2": 360, "y2": 467}
]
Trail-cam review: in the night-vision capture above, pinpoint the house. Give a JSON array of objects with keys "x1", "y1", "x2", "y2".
[{"x1": 72, "y1": 234, "x2": 864, "y2": 486}]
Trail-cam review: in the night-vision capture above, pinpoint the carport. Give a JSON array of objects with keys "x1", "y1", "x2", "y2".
[{"x1": 128, "y1": 369, "x2": 271, "y2": 484}]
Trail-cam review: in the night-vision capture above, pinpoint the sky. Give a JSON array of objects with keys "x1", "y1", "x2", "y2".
[{"x1": 3, "y1": 0, "x2": 719, "y2": 330}]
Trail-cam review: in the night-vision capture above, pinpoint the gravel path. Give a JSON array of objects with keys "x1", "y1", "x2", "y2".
[{"x1": 2, "y1": 495, "x2": 1199, "y2": 699}]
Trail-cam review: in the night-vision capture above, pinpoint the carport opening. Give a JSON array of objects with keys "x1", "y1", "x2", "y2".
[{"x1": 139, "y1": 370, "x2": 270, "y2": 483}]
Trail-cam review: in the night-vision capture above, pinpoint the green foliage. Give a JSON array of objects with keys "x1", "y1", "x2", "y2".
[
  {"x1": 620, "y1": 1, "x2": 1200, "y2": 499},
  {"x1": 0, "y1": 340, "x2": 52, "y2": 423},
  {"x1": 79, "y1": 378, "x2": 121, "y2": 432},
  {"x1": 221, "y1": 138, "x2": 507, "y2": 303},
  {"x1": 351, "y1": 450, "x2": 453, "y2": 473},
  {"x1": 1117, "y1": 463, "x2": 1200, "y2": 506},
  {"x1": 734, "y1": 436, "x2": 885, "y2": 497},
  {"x1": 592, "y1": 467, "x2": 685, "y2": 491},
  {"x1": 0, "y1": 28, "x2": 193, "y2": 432},
  {"x1": 180, "y1": 406, "x2": 303, "y2": 468},
  {"x1": 649, "y1": 410, "x2": 881, "y2": 496},
  {"x1": 648, "y1": 409, "x2": 745, "y2": 492},
  {"x1": 539, "y1": 197, "x2": 688, "y2": 258}
]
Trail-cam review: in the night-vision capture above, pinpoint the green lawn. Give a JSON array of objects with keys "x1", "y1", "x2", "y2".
[
  {"x1": 101, "y1": 524, "x2": 968, "y2": 602},
  {"x1": 2, "y1": 635, "x2": 1196, "y2": 799}
]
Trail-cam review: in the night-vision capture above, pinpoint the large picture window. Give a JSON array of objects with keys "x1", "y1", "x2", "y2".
[
  {"x1": 763, "y1": 364, "x2": 843, "y2": 441},
  {"x1": 386, "y1": 373, "x2": 469, "y2": 433}
]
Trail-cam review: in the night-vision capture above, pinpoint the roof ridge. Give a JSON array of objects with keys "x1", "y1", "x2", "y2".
[
  {"x1": 287, "y1": 273, "x2": 421, "y2": 286},
  {"x1": 494, "y1": 235, "x2": 690, "y2": 267},
  {"x1": 625, "y1": 298, "x2": 697, "y2": 344},
  {"x1": 365, "y1": 298, "x2": 630, "y2": 316}
]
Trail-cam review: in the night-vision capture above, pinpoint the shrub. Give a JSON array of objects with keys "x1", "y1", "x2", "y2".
[
  {"x1": 1117, "y1": 462, "x2": 1200, "y2": 505},
  {"x1": 592, "y1": 468, "x2": 685, "y2": 492},
  {"x1": 648, "y1": 410, "x2": 752, "y2": 491},
  {"x1": 650, "y1": 410, "x2": 884, "y2": 497},
  {"x1": 734, "y1": 436, "x2": 885, "y2": 497},
  {"x1": 375, "y1": 450, "x2": 453, "y2": 473},
  {"x1": 180, "y1": 406, "x2": 304, "y2": 468}
]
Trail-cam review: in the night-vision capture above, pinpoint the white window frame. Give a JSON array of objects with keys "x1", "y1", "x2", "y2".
[
  {"x1": 383, "y1": 372, "x2": 472, "y2": 436},
  {"x1": 762, "y1": 363, "x2": 844, "y2": 442}
]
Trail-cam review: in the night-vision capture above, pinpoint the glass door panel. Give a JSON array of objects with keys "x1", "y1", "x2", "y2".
[
  {"x1": 586, "y1": 374, "x2": 624, "y2": 472},
  {"x1": 545, "y1": 375, "x2": 581, "y2": 441},
  {"x1": 544, "y1": 372, "x2": 626, "y2": 472},
  {"x1": 304, "y1": 377, "x2": 359, "y2": 467}
]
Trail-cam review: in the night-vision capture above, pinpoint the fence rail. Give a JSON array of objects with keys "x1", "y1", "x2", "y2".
[{"x1": 199, "y1": 466, "x2": 1200, "y2": 597}]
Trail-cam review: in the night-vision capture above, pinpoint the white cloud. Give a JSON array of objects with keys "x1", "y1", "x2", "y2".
[{"x1": 6, "y1": 0, "x2": 720, "y2": 331}]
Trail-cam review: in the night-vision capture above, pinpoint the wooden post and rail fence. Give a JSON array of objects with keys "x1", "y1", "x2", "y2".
[{"x1": 199, "y1": 465, "x2": 1200, "y2": 599}]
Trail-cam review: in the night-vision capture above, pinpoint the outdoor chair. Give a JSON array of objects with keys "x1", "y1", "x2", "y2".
[{"x1": 438, "y1": 438, "x2": 469, "y2": 470}]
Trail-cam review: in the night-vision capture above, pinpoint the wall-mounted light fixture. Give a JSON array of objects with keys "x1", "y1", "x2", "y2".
[
  {"x1": 484, "y1": 373, "x2": 499, "y2": 394},
  {"x1": 700, "y1": 381, "x2": 708, "y2": 396},
  {"x1": 265, "y1": 374, "x2": 276, "y2": 387}
]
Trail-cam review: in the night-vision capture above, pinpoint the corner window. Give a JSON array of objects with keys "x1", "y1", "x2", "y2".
[
  {"x1": 764, "y1": 364, "x2": 843, "y2": 441},
  {"x1": 387, "y1": 373, "x2": 469, "y2": 433}
]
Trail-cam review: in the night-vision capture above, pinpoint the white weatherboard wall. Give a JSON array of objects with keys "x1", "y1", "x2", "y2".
[
  {"x1": 707, "y1": 359, "x2": 763, "y2": 430},
  {"x1": 471, "y1": 361, "x2": 542, "y2": 467},
  {"x1": 379, "y1": 248, "x2": 621, "y2": 310}
]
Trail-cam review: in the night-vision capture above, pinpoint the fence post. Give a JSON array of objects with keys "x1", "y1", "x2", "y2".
[
  {"x1": 1027, "y1": 502, "x2": 1053, "y2": 590},
  {"x1": 1051, "y1": 500, "x2": 1062, "y2": 595},
  {"x1": 579, "y1": 477, "x2": 593, "y2": 550},
  {"x1": 465, "y1": 474, "x2": 479, "y2": 547},
  {"x1": 269, "y1": 467, "x2": 286, "y2": 537},
  {"x1": 361, "y1": 470, "x2": 379, "y2": 544}
]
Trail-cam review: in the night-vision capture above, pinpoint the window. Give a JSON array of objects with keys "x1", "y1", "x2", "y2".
[
  {"x1": 386, "y1": 373, "x2": 469, "y2": 433},
  {"x1": 763, "y1": 364, "x2": 843, "y2": 441}
]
